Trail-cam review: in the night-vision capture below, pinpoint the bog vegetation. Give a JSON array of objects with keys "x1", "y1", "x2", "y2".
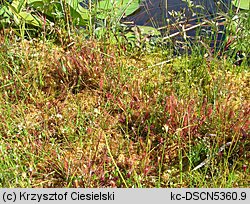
[{"x1": 0, "y1": 0, "x2": 249, "y2": 187}]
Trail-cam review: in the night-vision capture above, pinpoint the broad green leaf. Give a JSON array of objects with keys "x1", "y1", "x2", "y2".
[
  {"x1": 28, "y1": 1, "x2": 64, "y2": 19},
  {"x1": 232, "y1": 0, "x2": 250, "y2": 10},
  {"x1": 97, "y1": 0, "x2": 141, "y2": 18},
  {"x1": 19, "y1": 11, "x2": 42, "y2": 27},
  {"x1": 17, "y1": 0, "x2": 26, "y2": 13},
  {"x1": 28, "y1": 0, "x2": 89, "y2": 26},
  {"x1": 133, "y1": 26, "x2": 161, "y2": 36},
  {"x1": 121, "y1": 0, "x2": 141, "y2": 17},
  {"x1": 0, "y1": 5, "x2": 11, "y2": 24},
  {"x1": 3, "y1": 0, "x2": 41, "y2": 27},
  {"x1": 66, "y1": 0, "x2": 89, "y2": 23}
]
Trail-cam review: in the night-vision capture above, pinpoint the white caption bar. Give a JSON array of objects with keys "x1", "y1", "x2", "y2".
[{"x1": 0, "y1": 189, "x2": 249, "y2": 204}]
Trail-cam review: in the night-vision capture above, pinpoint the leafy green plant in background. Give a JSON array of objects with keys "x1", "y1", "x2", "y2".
[
  {"x1": 232, "y1": 0, "x2": 250, "y2": 10},
  {"x1": 96, "y1": 0, "x2": 141, "y2": 20},
  {"x1": 0, "y1": 0, "x2": 142, "y2": 31},
  {"x1": 0, "y1": 0, "x2": 147, "y2": 45},
  {"x1": 0, "y1": 0, "x2": 42, "y2": 28},
  {"x1": 0, "y1": 0, "x2": 90, "y2": 30},
  {"x1": 225, "y1": 0, "x2": 250, "y2": 64},
  {"x1": 88, "y1": 0, "x2": 142, "y2": 43}
]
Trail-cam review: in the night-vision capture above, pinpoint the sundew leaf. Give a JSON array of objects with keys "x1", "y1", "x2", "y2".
[{"x1": 232, "y1": 0, "x2": 250, "y2": 10}]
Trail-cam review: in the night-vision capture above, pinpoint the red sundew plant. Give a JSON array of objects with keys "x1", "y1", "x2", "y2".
[
  {"x1": 0, "y1": 26, "x2": 249, "y2": 187},
  {"x1": 49, "y1": 41, "x2": 117, "y2": 95},
  {"x1": 163, "y1": 94, "x2": 213, "y2": 140}
]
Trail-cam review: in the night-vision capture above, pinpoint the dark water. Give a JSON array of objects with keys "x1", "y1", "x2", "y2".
[
  {"x1": 80, "y1": 0, "x2": 231, "y2": 49},
  {"x1": 124, "y1": 0, "x2": 230, "y2": 27},
  {"x1": 123, "y1": 0, "x2": 231, "y2": 49},
  {"x1": 81, "y1": 1, "x2": 230, "y2": 27}
]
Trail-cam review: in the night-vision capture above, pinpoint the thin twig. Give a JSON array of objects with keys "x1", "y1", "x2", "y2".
[
  {"x1": 162, "y1": 16, "x2": 226, "y2": 40},
  {"x1": 148, "y1": 59, "x2": 174, "y2": 68},
  {"x1": 162, "y1": 21, "x2": 208, "y2": 40}
]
